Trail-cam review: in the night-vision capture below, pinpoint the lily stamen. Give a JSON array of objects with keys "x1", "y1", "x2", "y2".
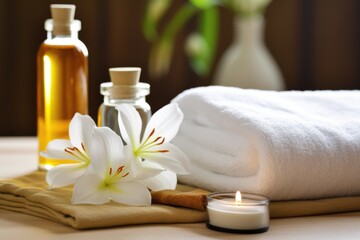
[
  {"x1": 157, "y1": 150, "x2": 169, "y2": 153},
  {"x1": 141, "y1": 128, "x2": 155, "y2": 145},
  {"x1": 156, "y1": 137, "x2": 165, "y2": 145},
  {"x1": 117, "y1": 166, "x2": 125, "y2": 173},
  {"x1": 115, "y1": 166, "x2": 129, "y2": 179},
  {"x1": 64, "y1": 145, "x2": 89, "y2": 163},
  {"x1": 138, "y1": 132, "x2": 154, "y2": 150},
  {"x1": 141, "y1": 149, "x2": 169, "y2": 154},
  {"x1": 154, "y1": 136, "x2": 162, "y2": 142},
  {"x1": 140, "y1": 136, "x2": 166, "y2": 151},
  {"x1": 65, "y1": 147, "x2": 86, "y2": 162},
  {"x1": 106, "y1": 165, "x2": 130, "y2": 184},
  {"x1": 81, "y1": 142, "x2": 87, "y2": 153}
]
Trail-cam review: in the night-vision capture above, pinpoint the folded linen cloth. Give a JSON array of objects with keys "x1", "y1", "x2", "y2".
[
  {"x1": 2, "y1": 171, "x2": 360, "y2": 228},
  {"x1": 0, "y1": 171, "x2": 206, "y2": 229},
  {"x1": 171, "y1": 86, "x2": 360, "y2": 201}
]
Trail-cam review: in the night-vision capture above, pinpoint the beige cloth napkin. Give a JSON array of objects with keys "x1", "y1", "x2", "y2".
[
  {"x1": 1, "y1": 171, "x2": 360, "y2": 229},
  {"x1": 0, "y1": 171, "x2": 206, "y2": 229}
]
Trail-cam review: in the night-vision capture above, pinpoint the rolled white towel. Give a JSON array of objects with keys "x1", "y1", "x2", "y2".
[{"x1": 171, "y1": 86, "x2": 360, "y2": 201}]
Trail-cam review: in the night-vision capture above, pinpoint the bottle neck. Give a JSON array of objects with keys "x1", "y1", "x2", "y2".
[
  {"x1": 234, "y1": 15, "x2": 264, "y2": 46},
  {"x1": 47, "y1": 30, "x2": 78, "y2": 40},
  {"x1": 44, "y1": 19, "x2": 81, "y2": 40},
  {"x1": 100, "y1": 82, "x2": 150, "y2": 104},
  {"x1": 103, "y1": 95, "x2": 147, "y2": 105}
]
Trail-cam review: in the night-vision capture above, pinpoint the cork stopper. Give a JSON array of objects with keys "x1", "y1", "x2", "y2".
[
  {"x1": 106, "y1": 67, "x2": 146, "y2": 99},
  {"x1": 109, "y1": 67, "x2": 141, "y2": 86},
  {"x1": 45, "y1": 4, "x2": 81, "y2": 35},
  {"x1": 51, "y1": 4, "x2": 75, "y2": 24}
]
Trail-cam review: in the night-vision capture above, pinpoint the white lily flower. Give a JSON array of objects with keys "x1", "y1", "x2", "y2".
[
  {"x1": 72, "y1": 127, "x2": 153, "y2": 205},
  {"x1": 41, "y1": 113, "x2": 95, "y2": 189},
  {"x1": 116, "y1": 103, "x2": 190, "y2": 178}
]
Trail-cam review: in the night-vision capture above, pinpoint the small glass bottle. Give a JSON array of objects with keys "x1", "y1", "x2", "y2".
[
  {"x1": 37, "y1": 4, "x2": 88, "y2": 171},
  {"x1": 98, "y1": 67, "x2": 151, "y2": 136}
]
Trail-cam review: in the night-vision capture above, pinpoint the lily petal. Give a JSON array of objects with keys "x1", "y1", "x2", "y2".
[
  {"x1": 132, "y1": 159, "x2": 164, "y2": 181},
  {"x1": 89, "y1": 127, "x2": 125, "y2": 177},
  {"x1": 72, "y1": 171, "x2": 111, "y2": 204},
  {"x1": 140, "y1": 170, "x2": 177, "y2": 191},
  {"x1": 69, "y1": 113, "x2": 96, "y2": 152},
  {"x1": 111, "y1": 181, "x2": 151, "y2": 206},
  {"x1": 40, "y1": 139, "x2": 78, "y2": 161},
  {"x1": 46, "y1": 163, "x2": 87, "y2": 189},
  {"x1": 116, "y1": 104, "x2": 142, "y2": 147},
  {"x1": 118, "y1": 146, "x2": 141, "y2": 180},
  {"x1": 141, "y1": 143, "x2": 189, "y2": 174},
  {"x1": 143, "y1": 103, "x2": 183, "y2": 143}
]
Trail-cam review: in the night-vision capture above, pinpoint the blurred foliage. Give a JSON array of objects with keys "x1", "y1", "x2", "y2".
[{"x1": 143, "y1": 0, "x2": 272, "y2": 79}]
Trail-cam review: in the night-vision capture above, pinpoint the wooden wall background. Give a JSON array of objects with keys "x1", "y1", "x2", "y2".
[{"x1": 0, "y1": 0, "x2": 359, "y2": 136}]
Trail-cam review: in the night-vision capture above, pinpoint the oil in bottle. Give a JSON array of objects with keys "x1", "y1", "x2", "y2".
[{"x1": 37, "y1": 4, "x2": 88, "y2": 170}]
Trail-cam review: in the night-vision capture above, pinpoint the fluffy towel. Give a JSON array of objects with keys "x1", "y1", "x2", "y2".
[{"x1": 171, "y1": 86, "x2": 360, "y2": 201}]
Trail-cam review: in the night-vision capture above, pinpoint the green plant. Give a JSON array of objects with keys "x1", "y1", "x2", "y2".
[{"x1": 142, "y1": 0, "x2": 272, "y2": 78}]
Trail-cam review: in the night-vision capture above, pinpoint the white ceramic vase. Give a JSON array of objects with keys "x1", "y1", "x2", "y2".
[{"x1": 213, "y1": 15, "x2": 285, "y2": 90}]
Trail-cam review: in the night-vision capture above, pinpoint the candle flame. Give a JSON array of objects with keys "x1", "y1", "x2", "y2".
[{"x1": 236, "y1": 191, "x2": 242, "y2": 203}]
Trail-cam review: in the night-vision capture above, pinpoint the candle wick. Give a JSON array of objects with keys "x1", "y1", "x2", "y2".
[{"x1": 236, "y1": 191, "x2": 242, "y2": 203}]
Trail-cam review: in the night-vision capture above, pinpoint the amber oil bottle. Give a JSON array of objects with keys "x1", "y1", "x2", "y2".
[{"x1": 37, "y1": 4, "x2": 88, "y2": 171}]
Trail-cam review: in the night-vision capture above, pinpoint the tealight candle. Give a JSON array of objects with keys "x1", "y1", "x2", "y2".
[{"x1": 206, "y1": 191, "x2": 269, "y2": 233}]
